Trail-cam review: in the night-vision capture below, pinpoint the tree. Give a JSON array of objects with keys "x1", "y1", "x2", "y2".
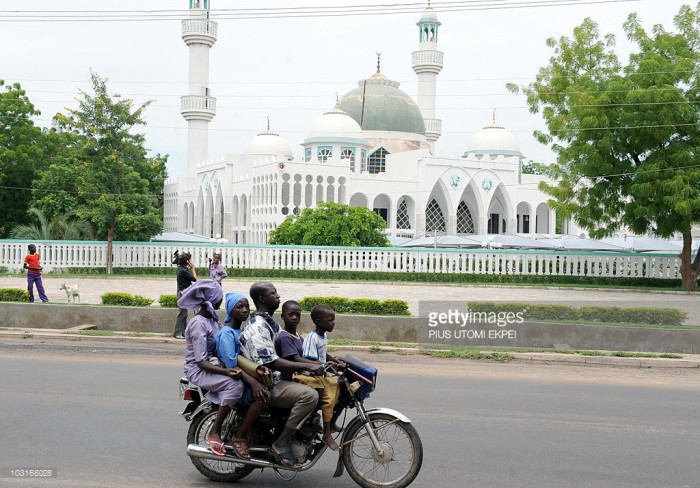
[
  {"x1": 9, "y1": 207, "x2": 93, "y2": 240},
  {"x1": 508, "y1": 4, "x2": 700, "y2": 290},
  {"x1": 269, "y1": 202, "x2": 390, "y2": 247},
  {"x1": 35, "y1": 72, "x2": 168, "y2": 273},
  {"x1": 0, "y1": 81, "x2": 45, "y2": 236}
]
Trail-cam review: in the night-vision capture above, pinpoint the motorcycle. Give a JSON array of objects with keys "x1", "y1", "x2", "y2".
[{"x1": 179, "y1": 354, "x2": 423, "y2": 487}]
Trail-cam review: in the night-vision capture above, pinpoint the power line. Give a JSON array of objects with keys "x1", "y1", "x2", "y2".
[{"x1": 0, "y1": 0, "x2": 639, "y2": 22}]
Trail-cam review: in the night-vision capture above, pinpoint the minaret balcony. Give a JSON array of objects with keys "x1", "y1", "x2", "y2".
[
  {"x1": 181, "y1": 95, "x2": 217, "y2": 121},
  {"x1": 412, "y1": 50, "x2": 444, "y2": 74},
  {"x1": 182, "y1": 19, "x2": 218, "y2": 46},
  {"x1": 424, "y1": 118, "x2": 442, "y2": 140}
]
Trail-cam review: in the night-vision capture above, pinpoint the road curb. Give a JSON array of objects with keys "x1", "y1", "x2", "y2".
[{"x1": 509, "y1": 352, "x2": 700, "y2": 368}]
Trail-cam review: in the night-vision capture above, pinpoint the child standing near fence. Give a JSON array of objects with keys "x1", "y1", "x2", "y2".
[
  {"x1": 209, "y1": 253, "x2": 228, "y2": 286},
  {"x1": 23, "y1": 244, "x2": 48, "y2": 303}
]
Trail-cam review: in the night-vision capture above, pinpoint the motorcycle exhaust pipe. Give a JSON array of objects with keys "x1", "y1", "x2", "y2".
[{"x1": 186, "y1": 444, "x2": 278, "y2": 469}]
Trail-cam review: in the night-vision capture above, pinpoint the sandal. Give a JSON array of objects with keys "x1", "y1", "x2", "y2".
[
  {"x1": 206, "y1": 435, "x2": 227, "y2": 457},
  {"x1": 231, "y1": 437, "x2": 250, "y2": 459},
  {"x1": 270, "y1": 447, "x2": 299, "y2": 467}
]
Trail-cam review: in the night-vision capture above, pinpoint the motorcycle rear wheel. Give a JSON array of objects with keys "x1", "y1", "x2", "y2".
[
  {"x1": 342, "y1": 412, "x2": 423, "y2": 488},
  {"x1": 187, "y1": 408, "x2": 255, "y2": 482}
]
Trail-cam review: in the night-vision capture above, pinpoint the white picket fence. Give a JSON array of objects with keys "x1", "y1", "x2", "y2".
[{"x1": 0, "y1": 240, "x2": 682, "y2": 279}]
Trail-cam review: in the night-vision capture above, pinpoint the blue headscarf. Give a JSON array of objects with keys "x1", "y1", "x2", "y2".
[
  {"x1": 224, "y1": 292, "x2": 247, "y2": 324},
  {"x1": 177, "y1": 279, "x2": 224, "y2": 324}
]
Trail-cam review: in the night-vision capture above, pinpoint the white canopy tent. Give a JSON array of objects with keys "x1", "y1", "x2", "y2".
[
  {"x1": 599, "y1": 237, "x2": 682, "y2": 252},
  {"x1": 397, "y1": 235, "x2": 482, "y2": 249},
  {"x1": 151, "y1": 232, "x2": 213, "y2": 243},
  {"x1": 536, "y1": 237, "x2": 626, "y2": 252}
]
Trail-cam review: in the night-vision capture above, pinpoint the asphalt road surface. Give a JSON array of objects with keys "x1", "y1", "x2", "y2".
[{"x1": 0, "y1": 342, "x2": 698, "y2": 488}]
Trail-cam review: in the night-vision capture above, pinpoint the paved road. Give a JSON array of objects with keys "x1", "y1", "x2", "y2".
[
  {"x1": 0, "y1": 343, "x2": 698, "y2": 487},
  {"x1": 2, "y1": 276, "x2": 699, "y2": 324}
]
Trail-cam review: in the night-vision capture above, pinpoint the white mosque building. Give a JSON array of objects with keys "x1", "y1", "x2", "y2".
[{"x1": 163, "y1": 0, "x2": 581, "y2": 244}]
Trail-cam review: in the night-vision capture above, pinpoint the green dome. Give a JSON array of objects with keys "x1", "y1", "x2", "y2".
[{"x1": 338, "y1": 72, "x2": 425, "y2": 135}]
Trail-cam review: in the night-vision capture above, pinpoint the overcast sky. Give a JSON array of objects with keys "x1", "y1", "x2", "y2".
[{"x1": 0, "y1": 0, "x2": 690, "y2": 178}]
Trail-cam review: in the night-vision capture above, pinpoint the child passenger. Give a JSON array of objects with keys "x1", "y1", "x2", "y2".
[
  {"x1": 277, "y1": 301, "x2": 343, "y2": 451},
  {"x1": 215, "y1": 292, "x2": 271, "y2": 459}
]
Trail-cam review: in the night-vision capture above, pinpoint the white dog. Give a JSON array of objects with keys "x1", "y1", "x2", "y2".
[{"x1": 60, "y1": 283, "x2": 80, "y2": 303}]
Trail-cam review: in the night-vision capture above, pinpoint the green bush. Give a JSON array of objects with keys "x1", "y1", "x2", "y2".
[
  {"x1": 468, "y1": 301, "x2": 687, "y2": 325},
  {"x1": 579, "y1": 306, "x2": 686, "y2": 326},
  {"x1": 382, "y1": 299, "x2": 411, "y2": 316},
  {"x1": 299, "y1": 297, "x2": 354, "y2": 314},
  {"x1": 524, "y1": 304, "x2": 581, "y2": 321},
  {"x1": 352, "y1": 298, "x2": 384, "y2": 315},
  {"x1": 299, "y1": 296, "x2": 410, "y2": 316},
  {"x1": 101, "y1": 292, "x2": 154, "y2": 307},
  {"x1": 159, "y1": 294, "x2": 178, "y2": 308},
  {"x1": 0, "y1": 288, "x2": 30, "y2": 302}
]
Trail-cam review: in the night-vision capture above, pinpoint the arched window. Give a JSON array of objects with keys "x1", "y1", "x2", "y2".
[
  {"x1": 367, "y1": 147, "x2": 388, "y2": 174},
  {"x1": 317, "y1": 146, "x2": 332, "y2": 163},
  {"x1": 457, "y1": 201, "x2": 474, "y2": 234},
  {"x1": 341, "y1": 147, "x2": 355, "y2": 171},
  {"x1": 397, "y1": 199, "x2": 411, "y2": 229},
  {"x1": 425, "y1": 198, "x2": 445, "y2": 232}
]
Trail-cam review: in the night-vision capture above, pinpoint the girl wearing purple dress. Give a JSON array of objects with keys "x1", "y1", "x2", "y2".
[{"x1": 179, "y1": 279, "x2": 244, "y2": 456}]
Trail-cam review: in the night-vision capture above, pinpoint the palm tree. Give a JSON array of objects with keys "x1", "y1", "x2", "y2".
[{"x1": 9, "y1": 207, "x2": 93, "y2": 240}]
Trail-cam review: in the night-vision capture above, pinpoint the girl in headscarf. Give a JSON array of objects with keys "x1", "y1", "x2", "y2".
[
  {"x1": 179, "y1": 280, "x2": 243, "y2": 456},
  {"x1": 214, "y1": 292, "x2": 271, "y2": 459}
]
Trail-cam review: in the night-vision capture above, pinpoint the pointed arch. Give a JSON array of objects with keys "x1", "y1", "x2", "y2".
[
  {"x1": 456, "y1": 201, "x2": 474, "y2": 234},
  {"x1": 396, "y1": 196, "x2": 414, "y2": 231},
  {"x1": 425, "y1": 198, "x2": 446, "y2": 232}
]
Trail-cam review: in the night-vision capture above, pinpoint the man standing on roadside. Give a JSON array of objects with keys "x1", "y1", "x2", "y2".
[{"x1": 172, "y1": 252, "x2": 196, "y2": 339}]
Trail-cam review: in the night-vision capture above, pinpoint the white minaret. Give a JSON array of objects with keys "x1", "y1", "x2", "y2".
[
  {"x1": 181, "y1": 0, "x2": 217, "y2": 175},
  {"x1": 411, "y1": 4, "x2": 443, "y2": 154}
]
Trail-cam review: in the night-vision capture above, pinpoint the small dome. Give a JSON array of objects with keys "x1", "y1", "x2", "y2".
[
  {"x1": 307, "y1": 106, "x2": 364, "y2": 141},
  {"x1": 339, "y1": 71, "x2": 425, "y2": 135},
  {"x1": 466, "y1": 116, "x2": 521, "y2": 157},
  {"x1": 245, "y1": 129, "x2": 293, "y2": 157}
]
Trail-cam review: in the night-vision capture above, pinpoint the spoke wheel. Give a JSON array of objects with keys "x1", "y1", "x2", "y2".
[
  {"x1": 187, "y1": 408, "x2": 255, "y2": 482},
  {"x1": 342, "y1": 413, "x2": 423, "y2": 488}
]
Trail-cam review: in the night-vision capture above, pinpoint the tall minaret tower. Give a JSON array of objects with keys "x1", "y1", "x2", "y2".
[
  {"x1": 181, "y1": 0, "x2": 217, "y2": 175},
  {"x1": 411, "y1": 4, "x2": 443, "y2": 153}
]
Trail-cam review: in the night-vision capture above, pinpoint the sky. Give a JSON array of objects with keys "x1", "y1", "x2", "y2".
[{"x1": 0, "y1": 0, "x2": 691, "y2": 178}]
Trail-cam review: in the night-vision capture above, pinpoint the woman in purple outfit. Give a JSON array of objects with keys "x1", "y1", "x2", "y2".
[{"x1": 179, "y1": 279, "x2": 245, "y2": 456}]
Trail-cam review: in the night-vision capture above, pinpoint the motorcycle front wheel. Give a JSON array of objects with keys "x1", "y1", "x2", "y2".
[
  {"x1": 187, "y1": 407, "x2": 255, "y2": 482},
  {"x1": 342, "y1": 412, "x2": 423, "y2": 488}
]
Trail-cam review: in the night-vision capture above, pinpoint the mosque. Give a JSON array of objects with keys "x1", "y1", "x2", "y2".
[{"x1": 163, "y1": 0, "x2": 581, "y2": 244}]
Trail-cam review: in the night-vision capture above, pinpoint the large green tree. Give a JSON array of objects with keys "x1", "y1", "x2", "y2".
[
  {"x1": 269, "y1": 202, "x2": 390, "y2": 247},
  {"x1": 35, "y1": 72, "x2": 168, "y2": 273},
  {"x1": 0, "y1": 81, "x2": 45, "y2": 236},
  {"x1": 508, "y1": 4, "x2": 700, "y2": 290}
]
